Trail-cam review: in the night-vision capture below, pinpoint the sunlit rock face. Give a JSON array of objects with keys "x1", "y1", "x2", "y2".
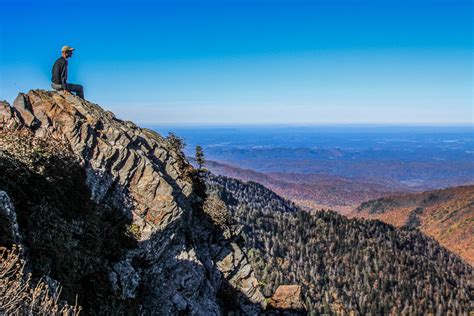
[{"x1": 2, "y1": 89, "x2": 265, "y2": 315}]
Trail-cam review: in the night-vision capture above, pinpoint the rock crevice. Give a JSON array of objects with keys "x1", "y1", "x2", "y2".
[{"x1": 0, "y1": 90, "x2": 265, "y2": 314}]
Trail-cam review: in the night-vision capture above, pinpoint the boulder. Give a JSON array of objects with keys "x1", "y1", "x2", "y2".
[{"x1": 267, "y1": 285, "x2": 306, "y2": 312}]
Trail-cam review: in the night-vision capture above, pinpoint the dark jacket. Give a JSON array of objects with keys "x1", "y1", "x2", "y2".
[{"x1": 51, "y1": 57, "x2": 68, "y2": 87}]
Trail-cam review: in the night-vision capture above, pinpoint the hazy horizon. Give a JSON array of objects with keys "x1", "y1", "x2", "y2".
[
  {"x1": 147, "y1": 122, "x2": 474, "y2": 127},
  {"x1": 152, "y1": 123, "x2": 474, "y2": 191}
]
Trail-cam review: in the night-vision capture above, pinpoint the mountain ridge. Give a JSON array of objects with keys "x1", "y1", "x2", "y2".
[
  {"x1": 203, "y1": 172, "x2": 474, "y2": 314},
  {"x1": 352, "y1": 184, "x2": 474, "y2": 266},
  {"x1": 0, "y1": 90, "x2": 267, "y2": 314},
  {"x1": 192, "y1": 158, "x2": 409, "y2": 214},
  {"x1": 1, "y1": 89, "x2": 472, "y2": 315}
]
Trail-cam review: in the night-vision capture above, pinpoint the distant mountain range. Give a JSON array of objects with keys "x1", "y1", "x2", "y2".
[
  {"x1": 194, "y1": 158, "x2": 411, "y2": 214},
  {"x1": 352, "y1": 185, "x2": 474, "y2": 266},
  {"x1": 182, "y1": 140, "x2": 473, "y2": 191},
  {"x1": 196, "y1": 159, "x2": 473, "y2": 266}
]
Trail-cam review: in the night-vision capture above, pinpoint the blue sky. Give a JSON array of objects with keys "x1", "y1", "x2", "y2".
[{"x1": 1, "y1": 0, "x2": 472, "y2": 124}]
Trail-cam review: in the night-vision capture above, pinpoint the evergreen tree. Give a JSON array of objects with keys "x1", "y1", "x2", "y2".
[{"x1": 195, "y1": 145, "x2": 206, "y2": 171}]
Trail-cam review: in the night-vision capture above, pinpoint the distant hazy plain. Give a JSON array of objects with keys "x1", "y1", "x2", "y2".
[{"x1": 152, "y1": 124, "x2": 474, "y2": 189}]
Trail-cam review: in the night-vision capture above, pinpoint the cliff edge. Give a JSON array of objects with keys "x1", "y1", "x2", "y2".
[{"x1": 0, "y1": 90, "x2": 265, "y2": 314}]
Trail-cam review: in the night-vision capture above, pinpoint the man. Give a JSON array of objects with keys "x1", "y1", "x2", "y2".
[{"x1": 51, "y1": 45, "x2": 84, "y2": 99}]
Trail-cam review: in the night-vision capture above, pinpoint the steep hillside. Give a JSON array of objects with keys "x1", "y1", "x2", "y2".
[
  {"x1": 204, "y1": 173, "x2": 474, "y2": 315},
  {"x1": 352, "y1": 185, "x2": 474, "y2": 266},
  {"x1": 0, "y1": 90, "x2": 266, "y2": 315}
]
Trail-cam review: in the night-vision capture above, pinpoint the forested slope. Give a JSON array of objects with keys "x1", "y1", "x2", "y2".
[{"x1": 204, "y1": 173, "x2": 473, "y2": 315}]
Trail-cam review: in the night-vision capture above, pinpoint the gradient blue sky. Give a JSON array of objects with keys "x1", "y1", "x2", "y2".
[{"x1": 1, "y1": 0, "x2": 472, "y2": 124}]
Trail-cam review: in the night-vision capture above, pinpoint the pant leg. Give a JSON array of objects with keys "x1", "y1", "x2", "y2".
[{"x1": 66, "y1": 83, "x2": 84, "y2": 99}]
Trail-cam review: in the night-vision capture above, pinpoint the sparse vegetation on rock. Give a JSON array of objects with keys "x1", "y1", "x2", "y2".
[{"x1": 0, "y1": 90, "x2": 266, "y2": 315}]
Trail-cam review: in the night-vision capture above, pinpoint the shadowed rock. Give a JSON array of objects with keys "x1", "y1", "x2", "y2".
[
  {"x1": 1, "y1": 90, "x2": 266, "y2": 314},
  {"x1": 0, "y1": 191, "x2": 21, "y2": 245}
]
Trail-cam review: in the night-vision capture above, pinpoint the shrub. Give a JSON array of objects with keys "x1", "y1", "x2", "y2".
[{"x1": 165, "y1": 132, "x2": 186, "y2": 152}]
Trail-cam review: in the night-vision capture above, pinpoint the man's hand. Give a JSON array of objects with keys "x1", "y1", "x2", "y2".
[{"x1": 63, "y1": 89, "x2": 70, "y2": 94}]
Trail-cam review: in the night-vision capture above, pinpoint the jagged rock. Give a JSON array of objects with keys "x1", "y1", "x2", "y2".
[
  {"x1": 12, "y1": 90, "x2": 192, "y2": 229},
  {"x1": 110, "y1": 258, "x2": 141, "y2": 299},
  {"x1": 1, "y1": 89, "x2": 265, "y2": 314},
  {"x1": 0, "y1": 101, "x2": 20, "y2": 128},
  {"x1": 267, "y1": 285, "x2": 306, "y2": 312},
  {"x1": 0, "y1": 101, "x2": 13, "y2": 121}
]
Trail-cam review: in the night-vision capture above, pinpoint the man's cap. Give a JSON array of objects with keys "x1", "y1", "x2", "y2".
[{"x1": 61, "y1": 45, "x2": 75, "y2": 52}]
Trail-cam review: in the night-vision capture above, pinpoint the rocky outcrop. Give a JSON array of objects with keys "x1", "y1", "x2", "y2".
[
  {"x1": 0, "y1": 90, "x2": 265, "y2": 314},
  {"x1": 267, "y1": 285, "x2": 306, "y2": 312}
]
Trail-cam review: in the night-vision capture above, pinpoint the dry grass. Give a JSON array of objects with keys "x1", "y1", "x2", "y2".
[{"x1": 0, "y1": 245, "x2": 81, "y2": 315}]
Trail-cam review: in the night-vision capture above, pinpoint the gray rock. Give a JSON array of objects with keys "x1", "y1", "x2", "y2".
[
  {"x1": 4, "y1": 90, "x2": 266, "y2": 314},
  {"x1": 111, "y1": 259, "x2": 141, "y2": 299}
]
